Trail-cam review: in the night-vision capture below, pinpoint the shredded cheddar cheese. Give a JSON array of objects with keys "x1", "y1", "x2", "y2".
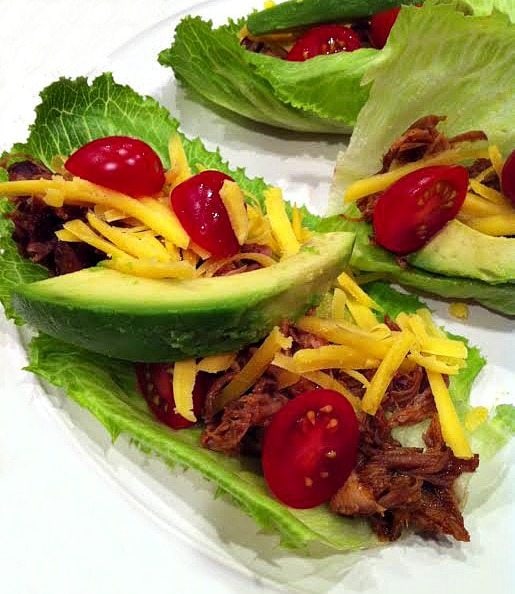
[
  {"x1": 214, "y1": 327, "x2": 292, "y2": 412},
  {"x1": 219, "y1": 180, "x2": 249, "y2": 245},
  {"x1": 197, "y1": 353, "x2": 237, "y2": 373},
  {"x1": 427, "y1": 371, "x2": 473, "y2": 459},
  {"x1": 449, "y1": 302, "x2": 469, "y2": 321},
  {"x1": 102, "y1": 257, "x2": 196, "y2": 280},
  {"x1": 265, "y1": 187, "x2": 300, "y2": 258},
  {"x1": 167, "y1": 134, "x2": 192, "y2": 189},
  {"x1": 361, "y1": 330, "x2": 415, "y2": 415},
  {"x1": 487, "y1": 145, "x2": 504, "y2": 178},
  {"x1": 172, "y1": 359, "x2": 198, "y2": 422},
  {"x1": 465, "y1": 213, "x2": 515, "y2": 236},
  {"x1": 344, "y1": 146, "x2": 489, "y2": 203},
  {"x1": 331, "y1": 288, "x2": 347, "y2": 322},
  {"x1": 337, "y1": 271, "x2": 382, "y2": 311}
]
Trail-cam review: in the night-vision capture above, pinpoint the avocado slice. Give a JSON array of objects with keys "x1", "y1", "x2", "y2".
[
  {"x1": 11, "y1": 232, "x2": 354, "y2": 362},
  {"x1": 247, "y1": 0, "x2": 412, "y2": 36},
  {"x1": 407, "y1": 220, "x2": 515, "y2": 284}
]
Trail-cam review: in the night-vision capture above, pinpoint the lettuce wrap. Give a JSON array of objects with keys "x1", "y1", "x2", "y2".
[
  {"x1": 158, "y1": 0, "x2": 513, "y2": 134},
  {"x1": 1, "y1": 74, "x2": 513, "y2": 550},
  {"x1": 328, "y1": 4, "x2": 515, "y2": 314}
]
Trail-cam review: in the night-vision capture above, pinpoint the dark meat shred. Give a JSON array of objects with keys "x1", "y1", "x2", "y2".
[
  {"x1": 381, "y1": 115, "x2": 450, "y2": 173},
  {"x1": 6, "y1": 160, "x2": 103, "y2": 275},
  {"x1": 240, "y1": 36, "x2": 288, "y2": 59},
  {"x1": 201, "y1": 389, "x2": 288, "y2": 455}
]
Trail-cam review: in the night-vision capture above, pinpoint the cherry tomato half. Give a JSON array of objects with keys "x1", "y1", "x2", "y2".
[
  {"x1": 501, "y1": 149, "x2": 515, "y2": 206},
  {"x1": 369, "y1": 7, "x2": 401, "y2": 49},
  {"x1": 65, "y1": 136, "x2": 165, "y2": 197},
  {"x1": 286, "y1": 24, "x2": 362, "y2": 62},
  {"x1": 135, "y1": 363, "x2": 207, "y2": 430},
  {"x1": 373, "y1": 165, "x2": 468, "y2": 255},
  {"x1": 170, "y1": 170, "x2": 239, "y2": 258},
  {"x1": 262, "y1": 389, "x2": 359, "y2": 509}
]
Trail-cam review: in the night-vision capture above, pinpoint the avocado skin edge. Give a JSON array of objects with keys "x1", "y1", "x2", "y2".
[
  {"x1": 247, "y1": 0, "x2": 416, "y2": 36},
  {"x1": 11, "y1": 232, "x2": 355, "y2": 362}
]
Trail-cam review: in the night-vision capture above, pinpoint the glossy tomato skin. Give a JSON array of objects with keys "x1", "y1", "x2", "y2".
[
  {"x1": 170, "y1": 170, "x2": 239, "y2": 258},
  {"x1": 262, "y1": 389, "x2": 359, "y2": 509},
  {"x1": 369, "y1": 7, "x2": 401, "y2": 49},
  {"x1": 287, "y1": 24, "x2": 362, "y2": 62},
  {"x1": 135, "y1": 363, "x2": 207, "y2": 430},
  {"x1": 501, "y1": 149, "x2": 515, "y2": 206},
  {"x1": 65, "y1": 136, "x2": 165, "y2": 197},
  {"x1": 373, "y1": 165, "x2": 468, "y2": 255}
]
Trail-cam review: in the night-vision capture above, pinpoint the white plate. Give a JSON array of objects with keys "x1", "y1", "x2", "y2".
[{"x1": 1, "y1": 1, "x2": 514, "y2": 592}]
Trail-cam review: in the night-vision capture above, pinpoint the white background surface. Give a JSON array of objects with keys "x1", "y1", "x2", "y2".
[{"x1": 0, "y1": 2, "x2": 514, "y2": 594}]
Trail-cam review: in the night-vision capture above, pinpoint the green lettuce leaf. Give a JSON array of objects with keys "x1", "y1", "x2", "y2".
[
  {"x1": 0, "y1": 74, "x2": 511, "y2": 550},
  {"x1": 158, "y1": 2, "x2": 511, "y2": 134},
  {"x1": 328, "y1": 4, "x2": 515, "y2": 313}
]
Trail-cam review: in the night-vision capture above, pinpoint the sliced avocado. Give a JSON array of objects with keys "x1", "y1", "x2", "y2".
[
  {"x1": 407, "y1": 220, "x2": 515, "y2": 284},
  {"x1": 11, "y1": 232, "x2": 355, "y2": 362},
  {"x1": 247, "y1": 0, "x2": 411, "y2": 36}
]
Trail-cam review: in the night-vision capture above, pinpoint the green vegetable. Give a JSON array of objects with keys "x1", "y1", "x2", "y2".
[
  {"x1": 247, "y1": 0, "x2": 413, "y2": 35},
  {"x1": 0, "y1": 74, "x2": 512, "y2": 550},
  {"x1": 159, "y1": 1, "x2": 512, "y2": 134},
  {"x1": 329, "y1": 4, "x2": 515, "y2": 313},
  {"x1": 159, "y1": 16, "x2": 376, "y2": 133},
  {"x1": 12, "y1": 233, "x2": 355, "y2": 362}
]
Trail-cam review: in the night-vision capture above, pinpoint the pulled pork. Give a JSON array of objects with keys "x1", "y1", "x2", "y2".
[
  {"x1": 6, "y1": 160, "x2": 102, "y2": 275},
  {"x1": 357, "y1": 115, "x2": 492, "y2": 223},
  {"x1": 201, "y1": 321, "x2": 479, "y2": 542},
  {"x1": 331, "y1": 400, "x2": 479, "y2": 543}
]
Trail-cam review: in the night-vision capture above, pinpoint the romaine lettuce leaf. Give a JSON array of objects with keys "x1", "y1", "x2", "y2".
[
  {"x1": 158, "y1": 16, "x2": 376, "y2": 133},
  {"x1": 330, "y1": 3, "x2": 515, "y2": 203},
  {"x1": 327, "y1": 4, "x2": 515, "y2": 313},
  {"x1": 0, "y1": 74, "x2": 511, "y2": 550}
]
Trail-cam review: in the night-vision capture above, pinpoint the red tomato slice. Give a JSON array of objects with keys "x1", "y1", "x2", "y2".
[
  {"x1": 170, "y1": 170, "x2": 239, "y2": 258},
  {"x1": 287, "y1": 24, "x2": 361, "y2": 62},
  {"x1": 135, "y1": 363, "x2": 207, "y2": 430},
  {"x1": 501, "y1": 149, "x2": 515, "y2": 206},
  {"x1": 262, "y1": 389, "x2": 359, "y2": 509},
  {"x1": 373, "y1": 165, "x2": 468, "y2": 255},
  {"x1": 65, "y1": 136, "x2": 165, "y2": 197},
  {"x1": 369, "y1": 7, "x2": 401, "y2": 49}
]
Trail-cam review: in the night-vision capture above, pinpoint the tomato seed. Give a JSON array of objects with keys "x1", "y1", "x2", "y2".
[
  {"x1": 327, "y1": 418, "x2": 338, "y2": 429},
  {"x1": 326, "y1": 450, "x2": 337, "y2": 459},
  {"x1": 306, "y1": 410, "x2": 316, "y2": 425},
  {"x1": 320, "y1": 472, "x2": 329, "y2": 479},
  {"x1": 320, "y1": 405, "x2": 333, "y2": 413},
  {"x1": 304, "y1": 477, "x2": 313, "y2": 487}
]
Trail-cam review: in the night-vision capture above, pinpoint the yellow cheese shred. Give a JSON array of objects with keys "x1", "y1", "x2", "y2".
[
  {"x1": 167, "y1": 134, "x2": 192, "y2": 189},
  {"x1": 62, "y1": 220, "x2": 126, "y2": 258},
  {"x1": 469, "y1": 180, "x2": 512, "y2": 209},
  {"x1": 87, "y1": 212, "x2": 171, "y2": 262},
  {"x1": 344, "y1": 146, "x2": 489, "y2": 203},
  {"x1": 331, "y1": 287, "x2": 347, "y2": 322},
  {"x1": 0, "y1": 178, "x2": 191, "y2": 248},
  {"x1": 219, "y1": 180, "x2": 249, "y2": 245},
  {"x1": 362, "y1": 330, "x2": 415, "y2": 415},
  {"x1": 197, "y1": 353, "x2": 237, "y2": 373},
  {"x1": 55, "y1": 229, "x2": 82, "y2": 242},
  {"x1": 43, "y1": 188, "x2": 65, "y2": 207},
  {"x1": 449, "y1": 302, "x2": 469, "y2": 321},
  {"x1": 464, "y1": 406, "x2": 489, "y2": 433},
  {"x1": 272, "y1": 354, "x2": 361, "y2": 411},
  {"x1": 346, "y1": 297, "x2": 379, "y2": 331},
  {"x1": 102, "y1": 257, "x2": 196, "y2": 279},
  {"x1": 296, "y1": 316, "x2": 393, "y2": 360},
  {"x1": 264, "y1": 187, "x2": 300, "y2": 258},
  {"x1": 275, "y1": 368, "x2": 300, "y2": 389},
  {"x1": 213, "y1": 327, "x2": 292, "y2": 412},
  {"x1": 407, "y1": 351, "x2": 461, "y2": 375},
  {"x1": 291, "y1": 205, "x2": 311, "y2": 243},
  {"x1": 172, "y1": 359, "x2": 198, "y2": 422},
  {"x1": 293, "y1": 345, "x2": 380, "y2": 372},
  {"x1": 246, "y1": 204, "x2": 279, "y2": 253},
  {"x1": 487, "y1": 145, "x2": 504, "y2": 178},
  {"x1": 426, "y1": 371, "x2": 473, "y2": 459},
  {"x1": 195, "y1": 252, "x2": 277, "y2": 278},
  {"x1": 465, "y1": 213, "x2": 515, "y2": 236},
  {"x1": 459, "y1": 192, "x2": 512, "y2": 218},
  {"x1": 337, "y1": 271, "x2": 382, "y2": 311}
]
